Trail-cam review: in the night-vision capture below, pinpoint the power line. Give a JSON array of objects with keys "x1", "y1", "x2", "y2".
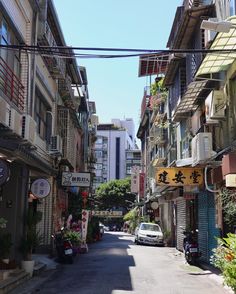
[{"x1": 1, "y1": 44, "x2": 236, "y2": 59}]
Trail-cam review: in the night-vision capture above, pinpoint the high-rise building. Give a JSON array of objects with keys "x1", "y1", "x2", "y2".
[{"x1": 93, "y1": 118, "x2": 141, "y2": 190}]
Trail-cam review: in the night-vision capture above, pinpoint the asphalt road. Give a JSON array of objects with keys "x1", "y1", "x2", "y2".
[{"x1": 11, "y1": 232, "x2": 233, "y2": 294}]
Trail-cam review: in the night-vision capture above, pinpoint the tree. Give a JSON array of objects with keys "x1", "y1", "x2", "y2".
[{"x1": 95, "y1": 178, "x2": 136, "y2": 210}]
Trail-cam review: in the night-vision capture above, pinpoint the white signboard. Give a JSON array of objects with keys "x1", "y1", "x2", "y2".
[
  {"x1": 225, "y1": 174, "x2": 236, "y2": 187},
  {"x1": 91, "y1": 210, "x2": 123, "y2": 217},
  {"x1": 131, "y1": 166, "x2": 140, "y2": 193},
  {"x1": 61, "y1": 172, "x2": 91, "y2": 187},
  {"x1": 31, "y1": 178, "x2": 51, "y2": 198}
]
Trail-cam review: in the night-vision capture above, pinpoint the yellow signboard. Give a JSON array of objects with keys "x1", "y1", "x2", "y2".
[{"x1": 156, "y1": 168, "x2": 203, "y2": 186}]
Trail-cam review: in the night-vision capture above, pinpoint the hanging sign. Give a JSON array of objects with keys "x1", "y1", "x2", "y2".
[
  {"x1": 31, "y1": 178, "x2": 51, "y2": 198},
  {"x1": 156, "y1": 168, "x2": 203, "y2": 186},
  {"x1": 81, "y1": 209, "x2": 90, "y2": 242},
  {"x1": 139, "y1": 173, "x2": 145, "y2": 198},
  {"x1": 0, "y1": 159, "x2": 10, "y2": 186},
  {"x1": 131, "y1": 166, "x2": 140, "y2": 193},
  {"x1": 61, "y1": 172, "x2": 91, "y2": 187},
  {"x1": 91, "y1": 210, "x2": 123, "y2": 217}
]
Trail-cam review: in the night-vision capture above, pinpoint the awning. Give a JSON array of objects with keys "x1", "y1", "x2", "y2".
[
  {"x1": 196, "y1": 16, "x2": 236, "y2": 76},
  {"x1": 173, "y1": 80, "x2": 210, "y2": 120},
  {"x1": 138, "y1": 53, "x2": 169, "y2": 77},
  {"x1": 167, "y1": 4, "x2": 216, "y2": 49}
]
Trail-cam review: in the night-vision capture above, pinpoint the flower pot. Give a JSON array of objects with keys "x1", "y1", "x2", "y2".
[
  {"x1": 21, "y1": 260, "x2": 35, "y2": 277},
  {"x1": 2, "y1": 258, "x2": 10, "y2": 264}
]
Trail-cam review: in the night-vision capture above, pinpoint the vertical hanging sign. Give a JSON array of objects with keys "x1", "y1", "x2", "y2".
[
  {"x1": 139, "y1": 173, "x2": 145, "y2": 199},
  {"x1": 81, "y1": 209, "x2": 89, "y2": 243},
  {"x1": 131, "y1": 166, "x2": 140, "y2": 193}
]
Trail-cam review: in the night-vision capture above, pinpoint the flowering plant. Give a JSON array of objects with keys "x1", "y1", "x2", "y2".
[{"x1": 211, "y1": 233, "x2": 236, "y2": 292}]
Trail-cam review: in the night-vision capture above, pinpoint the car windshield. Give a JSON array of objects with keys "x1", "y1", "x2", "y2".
[{"x1": 140, "y1": 223, "x2": 161, "y2": 232}]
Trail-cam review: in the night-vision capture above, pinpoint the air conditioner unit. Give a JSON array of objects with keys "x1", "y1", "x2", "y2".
[
  {"x1": 48, "y1": 135, "x2": 63, "y2": 155},
  {"x1": 191, "y1": 132, "x2": 214, "y2": 165},
  {"x1": 205, "y1": 90, "x2": 225, "y2": 123},
  {"x1": 0, "y1": 98, "x2": 10, "y2": 127},
  {"x1": 10, "y1": 108, "x2": 22, "y2": 136},
  {"x1": 22, "y1": 115, "x2": 37, "y2": 144}
]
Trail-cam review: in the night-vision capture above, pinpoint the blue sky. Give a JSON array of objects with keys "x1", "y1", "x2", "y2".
[{"x1": 53, "y1": 0, "x2": 181, "y2": 138}]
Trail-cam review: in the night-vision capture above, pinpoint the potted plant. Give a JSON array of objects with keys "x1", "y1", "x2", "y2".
[
  {"x1": 19, "y1": 209, "x2": 43, "y2": 277},
  {"x1": 64, "y1": 230, "x2": 82, "y2": 255},
  {"x1": 0, "y1": 232, "x2": 12, "y2": 264}
]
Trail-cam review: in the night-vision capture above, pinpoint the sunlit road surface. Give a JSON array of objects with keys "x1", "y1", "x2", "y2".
[{"x1": 11, "y1": 232, "x2": 233, "y2": 294}]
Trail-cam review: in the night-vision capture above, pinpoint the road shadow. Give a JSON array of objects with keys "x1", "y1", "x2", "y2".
[
  {"x1": 76, "y1": 232, "x2": 135, "y2": 294},
  {"x1": 33, "y1": 232, "x2": 135, "y2": 294}
]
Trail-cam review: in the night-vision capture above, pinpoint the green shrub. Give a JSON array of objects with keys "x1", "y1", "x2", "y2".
[{"x1": 211, "y1": 233, "x2": 236, "y2": 291}]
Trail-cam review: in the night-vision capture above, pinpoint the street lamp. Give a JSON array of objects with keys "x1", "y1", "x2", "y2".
[{"x1": 200, "y1": 20, "x2": 235, "y2": 33}]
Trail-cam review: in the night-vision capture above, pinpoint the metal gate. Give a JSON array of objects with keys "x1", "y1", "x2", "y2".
[
  {"x1": 176, "y1": 198, "x2": 186, "y2": 251},
  {"x1": 198, "y1": 192, "x2": 220, "y2": 263}
]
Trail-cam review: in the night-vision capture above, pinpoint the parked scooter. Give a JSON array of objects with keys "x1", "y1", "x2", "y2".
[
  {"x1": 181, "y1": 227, "x2": 201, "y2": 265},
  {"x1": 52, "y1": 227, "x2": 73, "y2": 264}
]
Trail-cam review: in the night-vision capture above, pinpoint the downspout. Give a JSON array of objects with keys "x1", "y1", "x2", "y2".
[{"x1": 29, "y1": 9, "x2": 39, "y2": 116}]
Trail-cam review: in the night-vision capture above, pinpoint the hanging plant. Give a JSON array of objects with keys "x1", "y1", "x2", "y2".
[{"x1": 218, "y1": 188, "x2": 236, "y2": 226}]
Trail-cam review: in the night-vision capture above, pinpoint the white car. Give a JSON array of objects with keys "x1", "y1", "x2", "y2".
[{"x1": 134, "y1": 222, "x2": 164, "y2": 246}]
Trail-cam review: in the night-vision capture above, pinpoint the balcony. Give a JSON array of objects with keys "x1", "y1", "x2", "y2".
[
  {"x1": 58, "y1": 74, "x2": 74, "y2": 100},
  {"x1": 57, "y1": 107, "x2": 79, "y2": 169},
  {"x1": 38, "y1": 22, "x2": 66, "y2": 79},
  {"x1": 0, "y1": 57, "x2": 24, "y2": 111},
  {"x1": 167, "y1": 2, "x2": 215, "y2": 49},
  {"x1": 140, "y1": 86, "x2": 151, "y2": 119}
]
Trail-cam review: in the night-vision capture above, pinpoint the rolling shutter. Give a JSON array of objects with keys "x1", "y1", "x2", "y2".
[{"x1": 176, "y1": 198, "x2": 186, "y2": 251}]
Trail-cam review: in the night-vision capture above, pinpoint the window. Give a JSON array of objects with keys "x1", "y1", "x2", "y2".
[
  {"x1": 34, "y1": 88, "x2": 50, "y2": 140},
  {"x1": 0, "y1": 19, "x2": 9, "y2": 63},
  {"x1": 230, "y1": 0, "x2": 236, "y2": 15}
]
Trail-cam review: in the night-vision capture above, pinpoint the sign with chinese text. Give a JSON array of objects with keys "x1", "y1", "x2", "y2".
[
  {"x1": 31, "y1": 178, "x2": 51, "y2": 198},
  {"x1": 156, "y1": 168, "x2": 203, "y2": 186},
  {"x1": 61, "y1": 172, "x2": 91, "y2": 187},
  {"x1": 131, "y1": 166, "x2": 140, "y2": 193},
  {"x1": 91, "y1": 210, "x2": 123, "y2": 217},
  {"x1": 0, "y1": 159, "x2": 10, "y2": 186},
  {"x1": 81, "y1": 209, "x2": 89, "y2": 242},
  {"x1": 139, "y1": 173, "x2": 145, "y2": 198}
]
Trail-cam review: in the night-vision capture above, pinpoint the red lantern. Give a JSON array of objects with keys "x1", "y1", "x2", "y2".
[{"x1": 81, "y1": 191, "x2": 89, "y2": 198}]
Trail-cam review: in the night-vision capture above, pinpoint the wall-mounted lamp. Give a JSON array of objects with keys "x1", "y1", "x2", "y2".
[{"x1": 201, "y1": 20, "x2": 235, "y2": 33}]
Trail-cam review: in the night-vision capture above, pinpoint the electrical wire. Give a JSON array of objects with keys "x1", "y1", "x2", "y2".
[{"x1": 1, "y1": 44, "x2": 236, "y2": 59}]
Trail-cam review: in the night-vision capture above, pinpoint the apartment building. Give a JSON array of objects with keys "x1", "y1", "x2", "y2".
[
  {"x1": 137, "y1": 0, "x2": 236, "y2": 263},
  {"x1": 0, "y1": 0, "x2": 91, "y2": 262},
  {"x1": 93, "y1": 118, "x2": 138, "y2": 191}
]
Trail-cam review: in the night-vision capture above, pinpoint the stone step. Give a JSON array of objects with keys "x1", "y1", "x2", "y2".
[
  {"x1": 0, "y1": 269, "x2": 30, "y2": 294},
  {"x1": 33, "y1": 262, "x2": 47, "y2": 276}
]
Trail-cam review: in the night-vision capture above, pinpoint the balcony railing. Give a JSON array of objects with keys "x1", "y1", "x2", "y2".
[
  {"x1": 140, "y1": 86, "x2": 151, "y2": 119},
  {"x1": 0, "y1": 57, "x2": 24, "y2": 110},
  {"x1": 38, "y1": 22, "x2": 66, "y2": 79}
]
